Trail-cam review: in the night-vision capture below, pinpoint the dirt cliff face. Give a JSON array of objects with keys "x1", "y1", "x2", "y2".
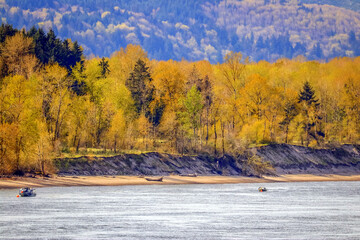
[
  {"x1": 253, "y1": 144, "x2": 360, "y2": 175},
  {"x1": 55, "y1": 144, "x2": 360, "y2": 176},
  {"x1": 55, "y1": 153, "x2": 246, "y2": 176}
]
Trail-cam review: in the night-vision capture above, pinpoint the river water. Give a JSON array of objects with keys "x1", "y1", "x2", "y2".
[{"x1": 0, "y1": 181, "x2": 359, "y2": 239}]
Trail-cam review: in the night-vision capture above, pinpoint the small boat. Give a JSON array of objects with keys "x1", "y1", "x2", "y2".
[
  {"x1": 18, "y1": 187, "x2": 36, "y2": 197},
  {"x1": 258, "y1": 187, "x2": 267, "y2": 192},
  {"x1": 145, "y1": 177, "x2": 163, "y2": 182}
]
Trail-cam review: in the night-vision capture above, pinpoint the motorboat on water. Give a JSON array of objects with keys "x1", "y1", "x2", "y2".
[
  {"x1": 18, "y1": 187, "x2": 36, "y2": 197},
  {"x1": 258, "y1": 187, "x2": 267, "y2": 192}
]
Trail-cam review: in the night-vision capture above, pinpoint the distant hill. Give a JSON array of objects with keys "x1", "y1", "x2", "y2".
[
  {"x1": 1, "y1": 0, "x2": 360, "y2": 62},
  {"x1": 301, "y1": 0, "x2": 360, "y2": 13}
]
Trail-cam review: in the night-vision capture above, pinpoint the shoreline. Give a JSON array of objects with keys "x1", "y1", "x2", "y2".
[{"x1": 1, "y1": 174, "x2": 360, "y2": 189}]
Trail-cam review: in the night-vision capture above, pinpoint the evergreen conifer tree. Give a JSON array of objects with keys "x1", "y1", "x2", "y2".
[
  {"x1": 298, "y1": 81, "x2": 323, "y2": 146},
  {"x1": 125, "y1": 59, "x2": 154, "y2": 119},
  {"x1": 98, "y1": 57, "x2": 110, "y2": 78},
  {"x1": 298, "y1": 81, "x2": 319, "y2": 106},
  {"x1": 71, "y1": 41, "x2": 83, "y2": 67},
  {"x1": 0, "y1": 23, "x2": 17, "y2": 43},
  {"x1": 46, "y1": 29, "x2": 62, "y2": 64},
  {"x1": 33, "y1": 28, "x2": 47, "y2": 64},
  {"x1": 61, "y1": 40, "x2": 71, "y2": 70}
]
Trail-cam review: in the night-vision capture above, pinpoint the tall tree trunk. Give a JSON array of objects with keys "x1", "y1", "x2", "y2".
[
  {"x1": 270, "y1": 115, "x2": 276, "y2": 142},
  {"x1": 145, "y1": 133, "x2": 148, "y2": 151},
  {"x1": 306, "y1": 110, "x2": 310, "y2": 147},
  {"x1": 199, "y1": 115, "x2": 202, "y2": 151},
  {"x1": 346, "y1": 118, "x2": 350, "y2": 143},
  {"x1": 73, "y1": 127, "x2": 78, "y2": 148},
  {"x1": 181, "y1": 131, "x2": 184, "y2": 156},
  {"x1": 0, "y1": 142, "x2": 4, "y2": 176},
  {"x1": 53, "y1": 98, "x2": 62, "y2": 145},
  {"x1": 306, "y1": 123, "x2": 309, "y2": 147},
  {"x1": 152, "y1": 124, "x2": 156, "y2": 149},
  {"x1": 221, "y1": 120, "x2": 225, "y2": 156},
  {"x1": 174, "y1": 128, "x2": 178, "y2": 154},
  {"x1": 232, "y1": 114, "x2": 235, "y2": 130},
  {"x1": 214, "y1": 119, "x2": 217, "y2": 156},
  {"x1": 193, "y1": 127, "x2": 196, "y2": 153},
  {"x1": 15, "y1": 137, "x2": 22, "y2": 173},
  {"x1": 206, "y1": 106, "x2": 209, "y2": 146},
  {"x1": 76, "y1": 138, "x2": 80, "y2": 153},
  {"x1": 263, "y1": 119, "x2": 267, "y2": 142},
  {"x1": 40, "y1": 158, "x2": 45, "y2": 175},
  {"x1": 301, "y1": 135, "x2": 304, "y2": 146},
  {"x1": 96, "y1": 108, "x2": 103, "y2": 147},
  {"x1": 285, "y1": 124, "x2": 289, "y2": 144}
]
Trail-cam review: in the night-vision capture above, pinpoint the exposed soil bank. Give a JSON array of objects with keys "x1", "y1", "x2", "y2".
[
  {"x1": 1, "y1": 174, "x2": 360, "y2": 189},
  {"x1": 55, "y1": 152, "x2": 241, "y2": 176},
  {"x1": 54, "y1": 144, "x2": 360, "y2": 177},
  {"x1": 254, "y1": 144, "x2": 360, "y2": 175},
  {"x1": 2, "y1": 144, "x2": 359, "y2": 189}
]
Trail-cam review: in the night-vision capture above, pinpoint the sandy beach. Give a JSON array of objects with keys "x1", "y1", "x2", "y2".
[{"x1": 1, "y1": 174, "x2": 360, "y2": 189}]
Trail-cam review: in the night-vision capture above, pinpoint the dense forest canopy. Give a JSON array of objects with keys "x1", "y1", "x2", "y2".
[
  {"x1": 1, "y1": 0, "x2": 360, "y2": 62},
  {"x1": 1, "y1": 25, "x2": 360, "y2": 175}
]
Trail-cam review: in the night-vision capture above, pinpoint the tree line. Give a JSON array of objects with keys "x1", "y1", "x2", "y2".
[{"x1": 1, "y1": 26, "x2": 360, "y2": 175}]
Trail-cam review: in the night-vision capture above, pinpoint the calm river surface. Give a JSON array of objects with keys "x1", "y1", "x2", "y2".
[{"x1": 1, "y1": 181, "x2": 359, "y2": 239}]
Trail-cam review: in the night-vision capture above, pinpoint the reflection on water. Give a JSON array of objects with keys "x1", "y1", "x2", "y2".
[{"x1": 1, "y1": 181, "x2": 359, "y2": 239}]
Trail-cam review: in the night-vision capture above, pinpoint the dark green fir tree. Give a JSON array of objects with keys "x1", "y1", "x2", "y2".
[
  {"x1": 125, "y1": 59, "x2": 155, "y2": 119},
  {"x1": 298, "y1": 81, "x2": 319, "y2": 107},
  {"x1": 98, "y1": 57, "x2": 110, "y2": 78},
  {"x1": 298, "y1": 81, "x2": 323, "y2": 146}
]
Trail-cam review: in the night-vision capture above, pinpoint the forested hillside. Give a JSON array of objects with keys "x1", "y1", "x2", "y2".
[
  {"x1": 1, "y1": 25, "x2": 360, "y2": 175},
  {"x1": 1, "y1": 0, "x2": 360, "y2": 62}
]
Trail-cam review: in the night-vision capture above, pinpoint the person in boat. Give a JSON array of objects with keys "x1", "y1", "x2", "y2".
[
  {"x1": 20, "y1": 187, "x2": 29, "y2": 193},
  {"x1": 19, "y1": 187, "x2": 36, "y2": 197}
]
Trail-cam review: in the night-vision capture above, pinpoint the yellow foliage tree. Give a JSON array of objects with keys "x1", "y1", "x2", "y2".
[
  {"x1": 39, "y1": 64, "x2": 71, "y2": 148},
  {"x1": 107, "y1": 109, "x2": 126, "y2": 153},
  {"x1": 137, "y1": 113, "x2": 152, "y2": 151},
  {"x1": 1, "y1": 32, "x2": 38, "y2": 78},
  {"x1": 0, "y1": 75, "x2": 39, "y2": 174}
]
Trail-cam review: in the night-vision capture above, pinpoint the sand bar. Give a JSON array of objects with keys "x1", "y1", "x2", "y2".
[{"x1": 1, "y1": 174, "x2": 360, "y2": 189}]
